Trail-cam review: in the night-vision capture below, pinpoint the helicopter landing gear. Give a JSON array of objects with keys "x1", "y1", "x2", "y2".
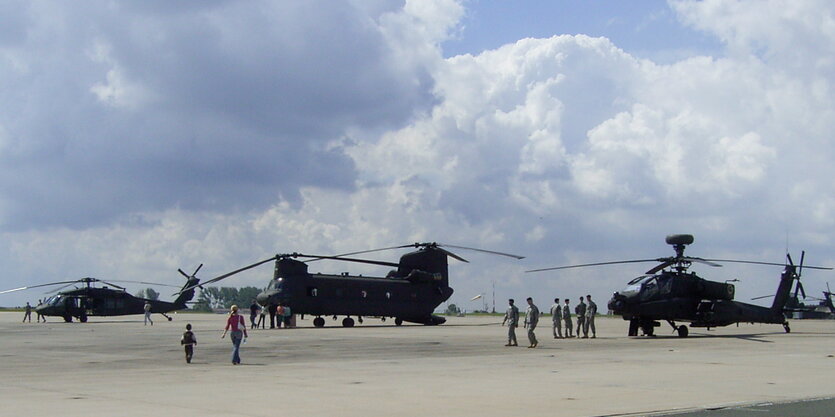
[
  {"x1": 342, "y1": 317, "x2": 355, "y2": 327},
  {"x1": 64, "y1": 314, "x2": 73, "y2": 323},
  {"x1": 79, "y1": 313, "x2": 88, "y2": 323},
  {"x1": 394, "y1": 318, "x2": 403, "y2": 326},
  {"x1": 783, "y1": 322, "x2": 791, "y2": 333},
  {"x1": 161, "y1": 313, "x2": 173, "y2": 321},
  {"x1": 358, "y1": 316, "x2": 363, "y2": 324},
  {"x1": 313, "y1": 317, "x2": 325, "y2": 327},
  {"x1": 677, "y1": 325, "x2": 689, "y2": 338},
  {"x1": 632, "y1": 319, "x2": 657, "y2": 337},
  {"x1": 628, "y1": 319, "x2": 639, "y2": 336}
]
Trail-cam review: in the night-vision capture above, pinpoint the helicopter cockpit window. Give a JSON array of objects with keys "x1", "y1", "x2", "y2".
[{"x1": 48, "y1": 296, "x2": 64, "y2": 306}]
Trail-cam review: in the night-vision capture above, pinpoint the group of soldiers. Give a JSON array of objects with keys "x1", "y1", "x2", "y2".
[{"x1": 502, "y1": 295, "x2": 597, "y2": 348}]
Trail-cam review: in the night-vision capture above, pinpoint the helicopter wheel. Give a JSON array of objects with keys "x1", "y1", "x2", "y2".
[
  {"x1": 342, "y1": 317, "x2": 355, "y2": 328},
  {"x1": 394, "y1": 318, "x2": 403, "y2": 326},
  {"x1": 783, "y1": 322, "x2": 791, "y2": 333},
  {"x1": 677, "y1": 325, "x2": 689, "y2": 338},
  {"x1": 63, "y1": 315, "x2": 73, "y2": 323},
  {"x1": 79, "y1": 314, "x2": 88, "y2": 323},
  {"x1": 313, "y1": 317, "x2": 325, "y2": 328}
]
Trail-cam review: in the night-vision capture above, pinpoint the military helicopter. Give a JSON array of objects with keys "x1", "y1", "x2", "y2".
[
  {"x1": 765, "y1": 282, "x2": 835, "y2": 319},
  {"x1": 180, "y1": 243, "x2": 523, "y2": 328},
  {"x1": 527, "y1": 234, "x2": 831, "y2": 337},
  {"x1": 1, "y1": 266, "x2": 202, "y2": 322}
]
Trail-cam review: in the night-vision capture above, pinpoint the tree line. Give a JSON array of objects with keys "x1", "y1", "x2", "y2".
[{"x1": 191, "y1": 286, "x2": 262, "y2": 312}]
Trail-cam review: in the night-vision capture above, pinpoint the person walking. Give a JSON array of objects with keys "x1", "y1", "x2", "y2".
[
  {"x1": 22, "y1": 302, "x2": 32, "y2": 323},
  {"x1": 524, "y1": 297, "x2": 540, "y2": 348},
  {"x1": 180, "y1": 323, "x2": 197, "y2": 363},
  {"x1": 550, "y1": 298, "x2": 562, "y2": 338},
  {"x1": 501, "y1": 299, "x2": 519, "y2": 346},
  {"x1": 256, "y1": 304, "x2": 266, "y2": 329},
  {"x1": 144, "y1": 301, "x2": 153, "y2": 326},
  {"x1": 36, "y1": 299, "x2": 45, "y2": 323},
  {"x1": 585, "y1": 295, "x2": 598, "y2": 338},
  {"x1": 575, "y1": 296, "x2": 587, "y2": 338},
  {"x1": 562, "y1": 299, "x2": 573, "y2": 338},
  {"x1": 221, "y1": 305, "x2": 248, "y2": 365},
  {"x1": 249, "y1": 300, "x2": 260, "y2": 329}
]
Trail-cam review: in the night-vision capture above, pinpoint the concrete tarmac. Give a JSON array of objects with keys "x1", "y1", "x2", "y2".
[{"x1": 1, "y1": 312, "x2": 834, "y2": 417}]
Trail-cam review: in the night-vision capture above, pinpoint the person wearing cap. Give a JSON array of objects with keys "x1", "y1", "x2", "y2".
[{"x1": 550, "y1": 297, "x2": 563, "y2": 338}]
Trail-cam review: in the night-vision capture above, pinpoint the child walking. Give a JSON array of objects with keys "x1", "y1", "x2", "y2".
[{"x1": 181, "y1": 323, "x2": 197, "y2": 363}]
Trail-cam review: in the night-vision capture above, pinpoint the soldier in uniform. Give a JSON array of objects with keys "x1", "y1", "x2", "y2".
[
  {"x1": 501, "y1": 299, "x2": 519, "y2": 346},
  {"x1": 550, "y1": 297, "x2": 562, "y2": 338},
  {"x1": 585, "y1": 294, "x2": 597, "y2": 338},
  {"x1": 562, "y1": 299, "x2": 573, "y2": 338},
  {"x1": 575, "y1": 296, "x2": 587, "y2": 338},
  {"x1": 523, "y1": 297, "x2": 540, "y2": 348}
]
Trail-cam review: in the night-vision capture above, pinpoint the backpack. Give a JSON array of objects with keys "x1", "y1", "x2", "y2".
[{"x1": 181, "y1": 331, "x2": 195, "y2": 345}]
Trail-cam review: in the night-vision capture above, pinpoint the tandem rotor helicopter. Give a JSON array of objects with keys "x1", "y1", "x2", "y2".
[
  {"x1": 179, "y1": 242, "x2": 523, "y2": 328},
  {"x1": 527, "y1": 234, "x2": 832, "y2": 337},
  {"x1": 0, "y1": 266, "x2": 202, "y2": 322}
]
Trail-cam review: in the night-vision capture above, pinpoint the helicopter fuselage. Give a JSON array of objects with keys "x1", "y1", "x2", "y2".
[
  {"x1": 36, "y1": 278, "x2": 199, "y2": 322},
  {"x1": 608, "y1": 268, "x2": 791, "y2": 336},
  {"x1": 255, "y1": 249, "x2": 455, "y2": 327}
]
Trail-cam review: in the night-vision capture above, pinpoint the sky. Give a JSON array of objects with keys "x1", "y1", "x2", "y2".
[{"x1": 1, "y1": 0, "x2": 834, "y2": 313}]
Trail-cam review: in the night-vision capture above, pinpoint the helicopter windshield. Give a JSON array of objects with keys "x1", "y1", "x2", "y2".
[
  {"x1": 622, "y1": 275, "x2": 655, "y2": 297},
  {"x1": 266, "y1": 277, "x2": 284, "y2": 292},
  {"x1": 45, "y1": 295, "x2": 63, "y2": 306}
]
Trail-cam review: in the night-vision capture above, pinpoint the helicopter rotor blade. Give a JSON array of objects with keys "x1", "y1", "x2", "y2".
[
  {"x1": 526, "y1": 259, "x2": 660, "y2": 273},
  {"x1": 106, "y1": 279, "x2": 179, "y2": 288},
  {"x1": 316, "y1": 245, "x2": 418, "y2": 260},
  {"x1": 0, "y1": 280, "x2": 83, "y2": 295},
  {"x1": 751, "y1": 294, "x2": 774, "y2": 301},
  {"x1": 437, "y1": 243, "x2": 525, "y2": 260},
  {"x1": 45, "y1": 282, "x2": 78, "y2": 295},
  {"x1": 704, "y1": 259, "x2": 832, "y2": 270},
  {"x1": 178, "y1": 256, "x2": 278, "y2": 294},
  {"x1": 291, "y1": 253, "x2": 401, "y2": 268}
]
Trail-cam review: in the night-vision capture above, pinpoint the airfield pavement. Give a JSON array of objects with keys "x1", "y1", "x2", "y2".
[{"x1": 1, "y1": 312, "x2": 834, "y2": 417}]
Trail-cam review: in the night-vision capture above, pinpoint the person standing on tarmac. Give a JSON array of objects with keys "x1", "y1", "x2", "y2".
[
  {"x1": 524, "y1": 297, "x2": 540, "y2": 348},
  {"x1": 249, "y1": 300, "x2": 260, "y2": 329},
  {"x1": 576, "y1": 296, "x2": 587, "y2": 338},
  {"x1": 22, "y1": 302, "x2": 32, "y2": 323},
  {"x1": 144, "y1": 301, "x2": 153, "y2": 326},
  {"x1": 550, "y1": 298, "x2": 562, "y2": 338},
  {"x1": 501, "y1": 299, "x2": 519, "y2": 346},
  {"x1": 585, "y1": 295, "x2": 597, "y2": 338},
  {"x1": 562, "y1": 299, "x2": 573, "y2": 338}
]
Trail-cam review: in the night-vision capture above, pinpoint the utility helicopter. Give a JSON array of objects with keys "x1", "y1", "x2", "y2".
[
  {"x1": 1, "y1": 266, "x2": 202, "y2": 322},
  {"x1": 757, "y1": 282, "x2": 835, "y2": 319},
  {"x1": 180, "y1": 243, "x2": 523, "y2": 328},
  {"x1": 527, "y1": 234, "x2": 831, "y2": 337}
]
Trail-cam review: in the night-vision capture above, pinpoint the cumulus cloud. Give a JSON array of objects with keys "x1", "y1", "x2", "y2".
[{"x1": 2, "y1": 0, "x2": 835, "y2": 309}]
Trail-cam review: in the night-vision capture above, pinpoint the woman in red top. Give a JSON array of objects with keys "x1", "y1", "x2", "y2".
[{"x1": 221, "y1": 305, "x2": 248, "y2": 365}]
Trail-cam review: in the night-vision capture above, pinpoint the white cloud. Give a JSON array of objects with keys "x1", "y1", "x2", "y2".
[{"x1": 3, "y1": 0, "x2": 835, "y2": 310}]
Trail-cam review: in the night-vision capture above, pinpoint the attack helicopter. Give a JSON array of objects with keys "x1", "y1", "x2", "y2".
[
  {"x1": 527, "y1": 234, "x2": 832, "y2": 337},
  {"x1": 1, "y1": 266, "x2": 202, "y2": 322},
  {"x1": 180, "y1": 242, "x2": 523, "y2": 328}
]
